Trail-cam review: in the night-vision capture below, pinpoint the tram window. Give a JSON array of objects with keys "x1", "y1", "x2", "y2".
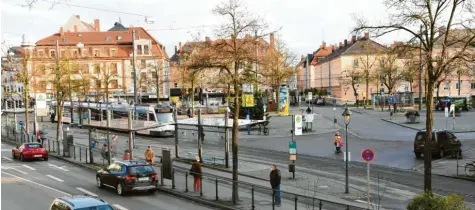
[
  {"x1": 138, "y1": 112, "x2": 147, "y2": 120},
  {"x1": 149, "y1": 113, "x2": 156, "y2": 121}
]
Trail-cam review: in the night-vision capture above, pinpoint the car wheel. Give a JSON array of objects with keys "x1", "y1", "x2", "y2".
[
  {"x1": 44, "y1": 157, "x2": 48, "y2": 161},
  {"x1": 148, "y1": 189, "x2": 156, "y2": 194},
  {"x1": 12, "y1": 152, "x2": 16, "y2": 159},
  {"x1": 116, "y1": 182, "x2": 124, "y2": 196},
  {"x1": 439, "y1": 148, "x2": 445, "y2": 158},
  {"x1": 415, "y1": 152, "x2": 422, "y2": 158},
  {"x1": 20, "y1": 154, "x2": 25, "y2": 162},
  {"x1": 96, "y1": 176, "x2": 103, "y2": 188}
]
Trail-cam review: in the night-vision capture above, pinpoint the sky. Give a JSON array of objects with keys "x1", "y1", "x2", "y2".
[{"x1": 1, "y1": 0, "x2": 409, "y2": 57}]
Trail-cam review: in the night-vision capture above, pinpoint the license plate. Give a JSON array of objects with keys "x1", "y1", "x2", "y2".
[
  {"x1": 34, "y1": 155, "x2": 42, "y2": 157},
  {"x1": 138, "y1": 177, "x2": 149, "y2": 181}
]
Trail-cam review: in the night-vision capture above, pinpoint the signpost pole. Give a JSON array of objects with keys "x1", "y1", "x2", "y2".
[
  {"x1": 292, "y1": 115, "x2": 295, "y2": 179},
  {"x1": 247, "y1": 107, "x2": 251, "y2": 135},
  {"x1": 445, "y1": 107, "x2": 448, "y2": 130},
  {"x1": 333, "y1": 107, "x2": 336, "y2": 128},
  {"x1": 367, "y1": 162, "x2": 371, "y2": 209}
]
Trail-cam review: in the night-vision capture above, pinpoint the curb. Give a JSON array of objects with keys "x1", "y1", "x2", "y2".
[
  {"x1": 46, "y1": 153, "x2": 238, "y2": 210},
  {"x1": 434, "y1": 174, "x2": 475, "y2": 182},
  {"x1": 381, "y1": 118, "x2": 475, "y2": 133}
]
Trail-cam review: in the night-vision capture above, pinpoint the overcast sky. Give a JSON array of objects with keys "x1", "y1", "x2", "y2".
[{"x1": 1, "y1": 0, "x2": 408, "y2": 57}]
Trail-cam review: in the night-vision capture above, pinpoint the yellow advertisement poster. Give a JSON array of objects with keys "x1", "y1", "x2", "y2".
[
  {"x1": 278, "y1": 86, "x2": 289, "y2": 115},
  {"x1": 242, "y1": 94, "x2": 255, "y2": 107}
]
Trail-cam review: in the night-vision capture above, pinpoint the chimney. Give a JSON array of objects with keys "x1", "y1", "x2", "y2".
[
  {"x1": 205, "y1": 36, "x2": 211, "y2": 42},
  {"x1": 94, "y1": 19, "x2": 100, "y2": 32},
  {"x1": 175, "y1": 46, "x2": 177, "y2": 54},
  {"x1": 364, "y1": 32, "x2": 369, "y2": 39},
  {"x1": 322, "y1": 41, "x2": 326, "y2": 49},
  {"x1": 270, "y1": 33, "x2": 275, "y2": 48},
  {"x1": 344, "y1": 39, "x2": 348, "y2": 46},
  {"x1": 59, "y1": 27, "x2": 64, "y2": 36},
  {"x1": 352, "y1": 35, "x2": 357, "y2": 42},
  {"x1": 74, "y1": 25, "x2": 78, "y2": 32},
  {"x1": 339, "y1": 42, "x2": 343, "y2": 48},
  {"x1": 179, "y1": 42, "x2": 182, "y2": 54}
]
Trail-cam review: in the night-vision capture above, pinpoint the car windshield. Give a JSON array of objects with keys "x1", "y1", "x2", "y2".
[
  {"x1": 128, "y1": 165, "x2": 155, "y2": 176},
  {"x1": 75, "y1": 205, "x2": 114, "y2": 210},
  {"x1": 156, "y1": 113, "x2": 173, "y2": 124},
  {"x1": 27, "y1": 144, "x2": 42, "y2": 148},
  {"x1": 415, "y1": 132, "x2": 436, "y2": 142}
]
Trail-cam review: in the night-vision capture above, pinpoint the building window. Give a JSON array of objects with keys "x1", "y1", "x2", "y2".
[
  {"x1": 443, "y1": 83, "x2": 450, "y2": 90},
  {"x1": 110, "y1": 63, "x2": 118, "y2": 74},
  {"x1": 72, "y1": 50, "x2": 78, "y2": 57},
  {"x1": 152, "y1": 73, "x2": 157, "y2": 79},
  {"x1": 140, "y1": 72, "x2": 147, "y2": 79},
  {"x1": 471, "y1": 81, "x2": 475, "y2": 89},
  {"x1": 117, "y1": 36, "x2": 122, "y2": 40},
  {"x1": 82, "y1": 64, "x2": 89, "y2": 73},
  {"x1": 82, "y1": 49, "x2": 87, "y2": 57},
  {"x1": 456, "y1": 81, "x2": 462, "y2": 90},
  {"x1": 94, "y1": 64, "x2": 101, "y2": 74},
  {"x1": 38, "y1": 51, "x2": 44, "y2": 58},
  {"x1": 106, "y1": 36, "x2": 111, "y2": 41},
  {"x1": 137, "y1": 45, "x2": 143, "y2": 55},
  {"x1": 130, "y1": 72, "x2": 135, "y2": 79},
  {"x1": 50, "y1": 50, "x2": 56, "y2": 58},
  {"x1": 93, "y1": 49, "x2": 99, "y2": 57},
  {"x1": 95, "y1": 79, "x2": 101, "y2": 89},
  {"x1": 144, "y1": 45, "x2": 149, "y2": 55},
  {"x1": 111, "y1": 80, "x2": 118, "y2": 89},
  {"x1": 110, "y1": 49, "x2": 116, "y2": 57},
  {"x1": 141, "y1": 60, "x2": 146, "y2": 68},
  {"x1": 174, "y1": 80, "x2": 178, "y2": 88},
  {"x1": 353, "y1": 59, "x2": 359, "y2": 67},
  {"x1": 60, "y1": 50, "x2": 65, "y2": 57}
]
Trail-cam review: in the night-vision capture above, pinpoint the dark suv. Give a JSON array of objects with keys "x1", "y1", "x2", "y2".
[
  {"x1": 96, "y1": 160, "x2": 158, "y2": 196},
  {"x1": 413, "y1": 130, "x2": 462, "y2": 158}
]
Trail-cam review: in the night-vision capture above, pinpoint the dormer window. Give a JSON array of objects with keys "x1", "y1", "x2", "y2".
[
  {"x1": 106, "y1": 36, "x2": 111, "y2": 41},
  {"x1": 63, "y1": 38, "x2": 68, "y2": 43},
  {"x1": 144, "y1": 45, "x2": 150, "y2": 55},
  {"x1": 117, "y1": 36, "x2": 122, "y2": 40},
  {"x1": 78, "y1": 34, "x2": 82, "y2": 37},
  {"x1": 137, "y1": 45, "x2": 143, "y2": 55}
]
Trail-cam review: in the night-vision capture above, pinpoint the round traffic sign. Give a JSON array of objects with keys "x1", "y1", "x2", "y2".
[{"x1": 361, "y1": 149, "x2": 375, "y2": 163}]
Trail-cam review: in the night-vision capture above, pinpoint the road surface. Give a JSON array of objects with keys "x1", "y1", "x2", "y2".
[{"x1": 0, "y1": 144, "x2": 215, "y2": 210}]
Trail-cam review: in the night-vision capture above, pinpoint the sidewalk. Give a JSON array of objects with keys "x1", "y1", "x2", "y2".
[
  {"x1": 413, "y1": 148, "x2": 475, "y2": 181},
  {"x1": 381, "y1": 111, "x2": 475, "y2": 133}
]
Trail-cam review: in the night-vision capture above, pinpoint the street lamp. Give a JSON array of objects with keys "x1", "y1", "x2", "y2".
[{"x1": 342, "y1": 107, "x2": 352, "y2": 194}]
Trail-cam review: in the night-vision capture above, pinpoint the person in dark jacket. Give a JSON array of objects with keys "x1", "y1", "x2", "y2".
[
  {"x1": 190, "y1": 156, "x2": 202, "y2": 192},
  {"x1": 270, "y1": 164, "x2": 281, "y2": 206}
]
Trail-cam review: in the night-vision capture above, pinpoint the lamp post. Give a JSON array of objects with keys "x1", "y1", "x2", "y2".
[{"x1": 342, "y1": 107, "x2": 352, "y2": 194}]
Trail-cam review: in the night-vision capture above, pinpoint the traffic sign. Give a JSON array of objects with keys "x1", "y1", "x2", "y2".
[
  {"x1": 294, "y1": 115, "x2": 303, "y2": 136},
  {"x1": 361, "y1": 148, "x2": 375, "y2": 163},
  {"x1": 289, "y1": 141, "x2": 297, "y2": 160}
]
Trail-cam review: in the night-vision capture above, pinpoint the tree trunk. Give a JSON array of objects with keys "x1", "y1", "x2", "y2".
[
  {"x1": 424, "y1": 78, "x2": 435, "y2": 193},
  {"x1": 24, "y1": 89, "x2": 29, "y2": 134},
  {"x1": 191, "y1": 80, "x2": 195, "y2": 116},
  {"x1": 56, "y1": 101, "x2": 63, "y2": 141},
  {"x1": 232, "y1": 63, "x2": 240, "y2": 204},
  {"x1": 365, "y1": 73, "x2": 369, "y2": 107},
  {"x1": 105, "y1": 86, "x2": 109, "y2": 102},
  {"x1": 156, "y1": 68, "x2": 160, "y2": 104},
  {"x1": 275, "y1": 86, "x2": 281, "y2": 111},
  {"x1": 458, "y1": 73, "x2": 461, "y2": 96}
]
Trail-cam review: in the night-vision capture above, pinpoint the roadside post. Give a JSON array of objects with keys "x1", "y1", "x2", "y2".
[
  {"x1": 361, "y1": 148, "x2": 375, "y2": 209},
  {"x1": 333, "y1": 107, "x2": 336, "y2": 128},
  {"x1": 450, "y1": 104, "x2": 455, "y2": 131},
  {"x1": 444, "y1": 106, "x2": 449, "y2": 130},
  {"x1": 289, "y1": 115, "x2": 302, "y2": 179},
  {"x1": 307, "y1": 92, "x2": 312, "y2": 109}
]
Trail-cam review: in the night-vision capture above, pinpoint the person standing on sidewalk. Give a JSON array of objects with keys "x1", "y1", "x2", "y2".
[
  {"x1": 190, "y1": 156, "x2": 202, "y2": 192},
  {"x1": 123, "y1": 149, "x2": 131, "y2": 160},
  {"x1": 144, "y1": 146, "x2": 155, "y2": 164},
  {"x1": 270, "y1": 164, "x2": 281, "y2": 206}
]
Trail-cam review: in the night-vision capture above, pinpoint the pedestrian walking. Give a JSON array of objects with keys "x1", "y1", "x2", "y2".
[
  {"x1": 144, "y1": 146, "x2": 155, "y2": 164},
  {"x1": 334, "y1": 132, "x2": 343, "y2": 153},
  {"x1": 123, "y1": 149, "x2": 131, "y2": 161},
  {"x1": 270, "y1": 164, "x2": 281, "y2": 206},
  {"x1": 190, "y1": 156, "x2": 202, "y2": 192}
]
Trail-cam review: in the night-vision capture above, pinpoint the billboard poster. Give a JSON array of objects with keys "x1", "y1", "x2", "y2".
[
  {"x1": 278, "y1": 86, "x2": 289, "y2": 115},
  {"x1": 36, "y1": 93, "x2": 48, "y2": 117}
]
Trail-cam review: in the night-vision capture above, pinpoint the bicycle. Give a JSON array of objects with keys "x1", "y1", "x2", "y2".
[
  {"x1": 257, "y1": 124, "x2": 269, "y2": 136},
  {"x1": 465, "y1": 161, "x2": 475, "y2": 176}
]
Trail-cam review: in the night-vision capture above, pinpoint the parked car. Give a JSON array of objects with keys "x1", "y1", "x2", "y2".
[
  {"x1": 12, "y1": 142, "x2": 48, "y2": 161},
  {"x1": 435, "y1": 98, "x2": 454, "y2": 111},
  {"x1": 413, "y1": 130, "x2": 462, "y2": 158},
  {"x1": 96, "y1": 160, "x2": 158, "y2": 196},
  {"x1": 50, "y1": 195, "x2": 114, "y2": 210}
]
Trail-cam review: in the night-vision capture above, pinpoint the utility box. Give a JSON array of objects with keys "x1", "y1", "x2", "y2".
[
  {"x1": 161, "y1": 149, "x2": 172, "y2": 179},
  {"x1": 288, "y1": 164, "x2": 295, "y2": 173},
  {"x1": 62, "y1": 125, "x2": 73, "y2": 157}
]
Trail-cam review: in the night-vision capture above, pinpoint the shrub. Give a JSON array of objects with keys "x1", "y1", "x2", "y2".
[
  {"x1": 407, "y1": 192, "x2": 469, "y2": 210},
  {"x1": 405, "y1": 110, "x2": 420, "y2": 118}
]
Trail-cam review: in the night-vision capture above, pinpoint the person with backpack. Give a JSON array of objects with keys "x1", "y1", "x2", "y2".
[
  {"x1": 190, "y1": 156, "x2": 202, "y2": 192},
  {"x1": 334, "y1": 132, "x2": 343, "y2": 153}
]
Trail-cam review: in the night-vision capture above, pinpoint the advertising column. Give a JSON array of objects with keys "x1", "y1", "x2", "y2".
[{"x1": 278, "y1": 86, "x2": 289, "y2": 116}]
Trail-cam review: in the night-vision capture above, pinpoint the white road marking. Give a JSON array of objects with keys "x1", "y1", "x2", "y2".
[
  {"x1": 10, "y1": 168, "x2": 28, "y2": 175},
  {"x1": 47, "y1": 163, "x2": 69, "y2": 171},
  {"x1": 22, "y1": 165, "x2": 36, "y2": 170},
  {"x1": 1, "y1": 171, "x2": 71, "y2": 196},
  {"x1": 76, "y1": 187, "x2": 98, "y2": 197},
  {"x1": 112, "y1": 204, "x2": 129, "y2": 210},
  {"x1": 1, "y1": 149, "x2": 12, "y2": 152},
  {"x1": 46, "y1": 175, "x2": 64, "y2": 182},
  {"x1": 355, "y1": 199, "x2": 381, "y2": 207},
  {"x1": 2, "y1": 156, "x2": 12, "y2": 161}
]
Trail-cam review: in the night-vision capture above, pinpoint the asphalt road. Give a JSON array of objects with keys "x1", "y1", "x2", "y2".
[{"x1": 0, "y1": 144, "x2": 215, "y2": 210}]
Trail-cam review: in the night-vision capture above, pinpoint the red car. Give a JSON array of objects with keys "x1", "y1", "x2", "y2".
[{"x1": 12, "y1": 143, "x2": 48, "y2": 161}]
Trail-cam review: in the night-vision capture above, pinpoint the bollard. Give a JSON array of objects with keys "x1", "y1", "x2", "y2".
[
  {"x1": 319, "y1": 200, "x2": 322, "y2": 210},
  {"x1": 185, "y1": 171, "x2": 189, "y2": 192},
  {"x1": 48, "y1": 138, "x2": 51, "y2": 152},
  {"x1": 160, "y1": 166, "x2": 164, "y2": 186},
  {"x1": 172, "y1": 168, "x2": 175, "y2": 189},
  {"x1": 346, "y1": 205, "x2": 349, "y2": 210},
  {"x1": 73, "y1": 145, "x2": 76, "y2": 160},
  {"x1": 52, "y1": 141, "x2": 55, "y2": 152},
  {"x1": 79, "y1": 147, "x2": 82, "y2": 162},
  {"x1": 456, "y1": 150, "x2": 459, "y2": 176},
  {"x1": 57, "y1": 141, "x2": 60, "y2": 155},
  {"x1": 85, "y1": 149, "x2": 88, "y2": 163},
  {"x1": 251, "y1": 186, "x2": 255, "y2": 210},
  {"x1": 294, "y1": 194, "x2": 298, "y2": 210},
  {"x1": 215, "y1": 178, "x2": 218, "y2": 200},
  {"x1": 200, "y1": 175, "x2": 203, "y2": 196}
]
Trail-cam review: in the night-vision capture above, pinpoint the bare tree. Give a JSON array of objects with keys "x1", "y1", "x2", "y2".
[
  {"x1": 341, "y1": 67, "x2": 363, "y2": 103},
  {"x1": 186, "y1": 0, "x2": 272, "y2": 202},
  {"x1": 354, "y1": 0, "x2": 475, "y2": 192},
  {"x1": 92, "y1": 63, "x2": 119, "y2": 102},
  {"x1": 355, "y1": 41, "x2": 380, "y2": 108},
  {"x1": 379, "y1": 48, "x2": 406, "y2": 95},
  {"x1": 148, "y1": 58, "x2": 165, "y2": 104},
  {"x1": 260, "y1": 37, "x2": 297, "y2": 105}
]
